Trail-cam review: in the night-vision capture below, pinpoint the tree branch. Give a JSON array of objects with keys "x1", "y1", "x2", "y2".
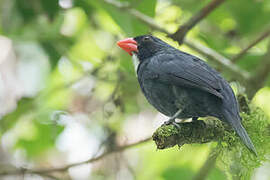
[
  {"x1": 170, "y1": 0, "x2": 225, "y2": 44},
  {"x1": 0, "y1": 137, "x2": 151, "y2": 177},
  {"x1": 153, "y1": 118, "x2": 225, "y2": 150},
  {"x1": 231, "y1": 28, "x2": 270, "y2": 63}
]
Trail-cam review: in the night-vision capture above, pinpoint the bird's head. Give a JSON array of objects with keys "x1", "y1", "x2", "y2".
[{"x1": 117, "y1": 35, "x2": 171, "y2": 60}]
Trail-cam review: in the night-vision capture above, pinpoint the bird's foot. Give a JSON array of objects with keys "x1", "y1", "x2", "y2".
[
  {"x1": 162, "y1": 109, "x2": 183, "y2": 129},
  {"x1": 162, "y1": 118, "x2": 180, "y2": 129}
]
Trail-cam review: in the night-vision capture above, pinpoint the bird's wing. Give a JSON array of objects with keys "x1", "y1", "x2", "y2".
[{"x1": 151, "y1": 53, "x2": 224, "y2": 99}]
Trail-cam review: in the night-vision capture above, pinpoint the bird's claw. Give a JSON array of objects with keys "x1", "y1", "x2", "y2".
[
  {"x1": 172, "y1": 122, "x2": 181, "y2": 129},
  {"x1": 162, "y1": 118, "x2": 181, "y2": 129}
]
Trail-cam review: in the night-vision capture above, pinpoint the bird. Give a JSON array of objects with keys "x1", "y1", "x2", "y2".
[{"x1": 117, "y1": 35, "x2": 257, "y2": 155}]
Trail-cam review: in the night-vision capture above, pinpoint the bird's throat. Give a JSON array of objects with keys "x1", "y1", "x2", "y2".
[{"x1": 132, "y1": 54, "x2": 140, "y2": 75}]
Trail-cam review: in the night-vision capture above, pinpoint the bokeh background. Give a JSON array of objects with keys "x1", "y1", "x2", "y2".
[{"x1": 0, "y1": 0, "x2": 270, "y2": 179}]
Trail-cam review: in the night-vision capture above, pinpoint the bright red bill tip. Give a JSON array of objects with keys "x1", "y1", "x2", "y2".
[{"x1": 117, "y1": 38, "x2": 138, "y2": 56}]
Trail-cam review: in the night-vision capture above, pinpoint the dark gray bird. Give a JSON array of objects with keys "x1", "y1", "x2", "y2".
[{"x1": 117, "y1": 35, "x2": 257, "y2": 155}]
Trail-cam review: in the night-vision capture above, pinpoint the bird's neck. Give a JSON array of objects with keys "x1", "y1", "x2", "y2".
[{"x1": 132, "y1": 54, "x2": 140, "y2": 76}]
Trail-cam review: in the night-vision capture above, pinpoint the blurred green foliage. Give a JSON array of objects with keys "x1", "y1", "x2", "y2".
[{"x1": 1, "y1": 0, "x2": 270, "y2": 179}]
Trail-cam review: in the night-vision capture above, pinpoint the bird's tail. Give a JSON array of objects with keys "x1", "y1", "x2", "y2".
[{"x1": 223, "y1": 109, "x2": 257, "y2": 155}]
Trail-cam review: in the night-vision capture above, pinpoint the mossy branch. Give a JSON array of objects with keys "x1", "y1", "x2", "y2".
[{"x1": 153, "y1": 118, "x2": 226, "y2": 149}]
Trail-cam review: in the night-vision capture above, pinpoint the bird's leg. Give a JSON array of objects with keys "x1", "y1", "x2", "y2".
[
  {"x1": 163, "y1": 109, "x2": 182, "y2": 128},
  {"x1": 192, "y1": 117, "x2": 198, "y2": 121}
]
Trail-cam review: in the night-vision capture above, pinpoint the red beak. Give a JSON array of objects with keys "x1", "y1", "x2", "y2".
[{"x1": 117, "y1": 38, "x2": 138, "y2": 56}]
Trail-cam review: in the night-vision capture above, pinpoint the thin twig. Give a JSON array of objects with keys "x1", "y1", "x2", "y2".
[
  {"x1": 231, "y1": 28, "x2": 270, "y2": 62},
  {"x1": 0, "y1": 137, "x2": 151, "y2": 176},
  {"x1": 170, "y1": 0, "x2": 225, "y2": 44}
]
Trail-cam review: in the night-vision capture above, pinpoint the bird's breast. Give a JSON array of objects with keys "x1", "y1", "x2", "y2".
[{"x1": 138, "y1": 73, "x2": 183, "y2": 117}]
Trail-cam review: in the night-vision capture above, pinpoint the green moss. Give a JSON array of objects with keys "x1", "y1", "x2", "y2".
[
  {"x1": 154, "y1": 125, "x2": 179, "y2": 138},
  {"x1": 217, "y1": 105, "x2": 270, "y2": 179},
  {"x1": 152, "y1": 125, "x2": 179, "y2": 149}
]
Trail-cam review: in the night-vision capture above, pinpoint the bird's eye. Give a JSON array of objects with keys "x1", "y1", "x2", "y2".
[{"x1": 143, "y1": 36, "x2": 150, "y2": 41}]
